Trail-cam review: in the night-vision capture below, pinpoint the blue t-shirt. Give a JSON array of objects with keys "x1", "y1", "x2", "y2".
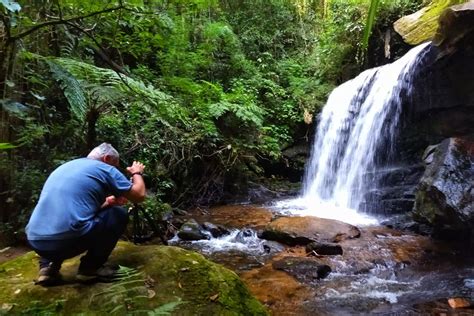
[{"x1": 26, "y1": 158, "x2": 132, "y2": 240}]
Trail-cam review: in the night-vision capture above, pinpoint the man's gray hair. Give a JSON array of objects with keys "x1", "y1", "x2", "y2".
[{"x1": 87, "y1": 143, "x2": 120, "y2": 160}]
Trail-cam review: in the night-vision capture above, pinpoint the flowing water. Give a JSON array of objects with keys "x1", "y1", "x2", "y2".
[{"x1": 275, "y1": 43, "x2": 431, "y2": 226}]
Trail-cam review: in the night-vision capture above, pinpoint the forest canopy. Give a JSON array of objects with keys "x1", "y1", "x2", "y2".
[{"x1": 0, "y1": 0, "x2": 422, "y2": 239}]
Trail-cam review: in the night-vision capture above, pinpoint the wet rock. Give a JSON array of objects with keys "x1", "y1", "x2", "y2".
[
  {"x1": 189, "y1": 205, "x2": 273, "y2": 231},
  {"x1": 361, "y1": 165, "x2": 425, "y2": 214},
  {"x1": 381, "y1": 214, "x2": 433, "y2": 236},
  {"x1": 172, "y1": 208, "x2": 188, "y2": 216},
  {"x1": 305, "y1": 242, "x2": 343, "y2": 256},
  {"x1": 202, "y1": 222, "x2": 229, "y2": 238},
  {"x1": 272, "y1": 257, "x2": 331, "y2": 283},
  {"x1": 433, "y1": 2, "x2": 474, "y2": 58},
  {"x1": 262, "y1": 244, "x2": 271, "y2": 253},
  {"x1": 177, "y1": 219, "x2": 209, "y2": 241},
  {"x1": 247, "y1": 183, "x2": 283, "y2": 204},
  {"x1": 170, "y1": 217, "x2": 184, "y2": 229},
  {"x1": 236, "y1": 228, "x2": 255, "y2": 243},
  {"x1": 413, "y1": 137, "x2": 474, "y2": 242},
  {"x1": 261, "y1": 216, "x2": 360, "y2": 246}
]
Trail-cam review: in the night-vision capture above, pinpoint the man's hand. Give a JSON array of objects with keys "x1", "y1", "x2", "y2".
[
  {"x1": 123, "y1": 160, "x2": 146, "y2": 203},
  {"x1": 127, "y1": 161, "x2": 145, "y2": 176},
  {"x1": 104, "y1": 195, "x2": 128, "y2": 208}
]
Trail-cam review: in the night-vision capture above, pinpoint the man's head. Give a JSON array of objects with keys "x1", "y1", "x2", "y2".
[{"x1": 87, "y1": 143, "x2": 120, "y2": 167}]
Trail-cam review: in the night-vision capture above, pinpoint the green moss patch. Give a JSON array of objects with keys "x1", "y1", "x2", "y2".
[
  {"x1": 394, "y1": 0, "x2": 468, "y2": 45},
  {"x1": 0, "y1": 242, "x2": 267, "y2": 315}
]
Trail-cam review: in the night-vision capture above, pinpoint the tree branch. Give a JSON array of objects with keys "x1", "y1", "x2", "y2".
[
  {"x1": 9, "y1": 3, "x2": 124, "y2": 42},
  {"x1": 1, "y1": 13, "x2": 11, "y2": 40},
  {"x1": 64, "y1": 21, "x2": 129, "y2": 76}
]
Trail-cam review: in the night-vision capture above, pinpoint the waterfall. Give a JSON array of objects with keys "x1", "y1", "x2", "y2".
[{"x1": 275, "y1": 43, "x2": 430, "y2": 225}]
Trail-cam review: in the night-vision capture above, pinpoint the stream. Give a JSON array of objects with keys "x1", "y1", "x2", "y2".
[{"x1": 171, "y1": 203, "x2": 474, "y2": 315}]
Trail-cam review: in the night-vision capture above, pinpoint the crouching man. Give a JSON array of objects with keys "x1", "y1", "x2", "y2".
[{"x1": 25, "y1": 143, "x2": 146, "y2": 285}]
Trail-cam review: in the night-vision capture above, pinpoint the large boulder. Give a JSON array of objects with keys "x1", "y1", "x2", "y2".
[
  {"x1": 393, "y1": 0, "x2": 469, "y2": 45},
  {"x1": 0, "y1": 242, "x2": 267, "y2": 315},
  {"x1": 413, "y1": 137, "x2": 474, "y2": 241},
  {"x1": 433, "y1": 1, "x2": 474, "y2": 55},
  {"x1": 260, "y1": 216, "x2": 360, "y2": 246}
]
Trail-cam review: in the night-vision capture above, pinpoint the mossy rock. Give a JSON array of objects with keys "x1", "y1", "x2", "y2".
[
  {"x1": 394, "y1": 0, "x2": 468, "y2": 45},
  {"x1": 0, "y1": 242, "x2": 268, "y2": 315}
]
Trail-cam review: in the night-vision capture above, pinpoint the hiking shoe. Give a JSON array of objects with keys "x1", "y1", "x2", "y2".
[
  {"x1": 76, "y1": 265, "x2": 120, "y2": 281},
  {"x1": 35, "y1": 267, "x2": 62, "y2": 286}
]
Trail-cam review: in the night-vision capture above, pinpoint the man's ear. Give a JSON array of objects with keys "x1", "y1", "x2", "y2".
[{"x1": 103, "y1": 155, "x2": 118, "y2": 167}]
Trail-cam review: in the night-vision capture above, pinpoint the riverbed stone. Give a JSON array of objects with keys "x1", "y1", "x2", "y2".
[
  {"x1": 177, "y1": 219, "x2": 209, "y2": 241},
  {"x1": 261, "y1": 216, "x2": 360, "y2": 246},
  {"x1": 202, "y1": 222, "x2": 230, "y2": 238},
  {"x1": 0, "y1": 242, "x2": 267, "y2": 315},
  {"x1": 305, "y1": 242, "x2": 343, "y2": 256},
  {"x1": 272, "y1": 257, "x2": 331, "y2": 283},
  {"x1": 413, "y1": 136, "x2": 474, "y2": 242}
]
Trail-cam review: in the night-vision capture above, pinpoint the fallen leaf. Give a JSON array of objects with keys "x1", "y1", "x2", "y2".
[
  {"x1": 209, "y1": 293, "x2": 219, "y2": 301},
  {"x1": 147, "y1": 289, "x2": 156, "y2": 299},
  {"x1": 448, "y1": 298, "x2": 471, "y2": 309},
  {"x1": 1, "y1": 304, "x2": 13, "y2": 312},
  {"x1": 178, "y1": 282, "x2": 182, "y2": 289}
]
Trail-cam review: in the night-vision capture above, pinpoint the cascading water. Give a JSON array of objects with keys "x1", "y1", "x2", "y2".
[{"x1": 275, "y1": 43, "x2": 431, "y2": 225}]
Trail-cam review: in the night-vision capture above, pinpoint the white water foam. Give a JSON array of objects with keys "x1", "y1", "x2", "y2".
[
  {"x1": 171, "y1": 229, "x2": 271, "y2": 255},
  {"x1": 273, "y1": 197, "x2": 378, "y2": 226}
]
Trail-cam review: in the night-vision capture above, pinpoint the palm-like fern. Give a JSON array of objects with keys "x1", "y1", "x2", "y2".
[{"x1": 51, "y1": 57, "x2": 189, "y2": 125}]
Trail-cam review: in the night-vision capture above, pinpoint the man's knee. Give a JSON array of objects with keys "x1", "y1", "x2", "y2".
[{"x1": 96, "y1": 206, "x2": 129, "y2": 230}]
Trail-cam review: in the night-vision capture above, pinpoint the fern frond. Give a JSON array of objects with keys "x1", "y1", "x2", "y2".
[
  {"x1": 47, "y1": 60, "x2": 88, "y2": 122},
  {"x1": 52, "y1": 57, "x2": 189, "y2": 125}
]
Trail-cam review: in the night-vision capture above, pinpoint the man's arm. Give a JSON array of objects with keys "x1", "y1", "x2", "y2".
[{"x1": 123, "y1": 161, "x2": 146, "y2": 203}]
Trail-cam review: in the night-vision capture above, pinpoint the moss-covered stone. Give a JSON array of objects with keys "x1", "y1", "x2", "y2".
[
  {"x1": 393, "y1": 0, "x2": 468, "y2": 45},
  {"x1": 0, "y1": 242, "x2": 267, "y2": 315}
]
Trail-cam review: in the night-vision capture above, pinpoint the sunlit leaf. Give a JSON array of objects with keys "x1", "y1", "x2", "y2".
[
  {"x1": 0, "y1": 143, "x2": 18, "y2": 150},
  {"x1": 362, "y1": 0, "x2": 380, "y2": 49}
]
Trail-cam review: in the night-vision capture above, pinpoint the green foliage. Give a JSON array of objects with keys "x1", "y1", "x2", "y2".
[
  {"x1": 48, "y1": 61, "x2": 88, "y2": 122},
  {"x1": 0, "y1": 0, "x2": 422, "y2": 235},
  {"x1": 363, "y1": 0, "x2": 381, "y2": 49},
  {"x1": 0, "y1": 143, "x2": 16, "y2": 149}
]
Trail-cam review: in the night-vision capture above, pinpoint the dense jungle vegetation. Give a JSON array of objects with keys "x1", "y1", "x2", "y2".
[{"x1": 0, "y1": 0, "x2": 422, "y2": 242}]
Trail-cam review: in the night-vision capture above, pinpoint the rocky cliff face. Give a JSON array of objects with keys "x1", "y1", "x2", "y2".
[
  {"x1": 392, "y1": 2, "x2": 474, "y2": 243},
  {"x1": 413, "y1": 137, "x2": 474, "y2": 241}
]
